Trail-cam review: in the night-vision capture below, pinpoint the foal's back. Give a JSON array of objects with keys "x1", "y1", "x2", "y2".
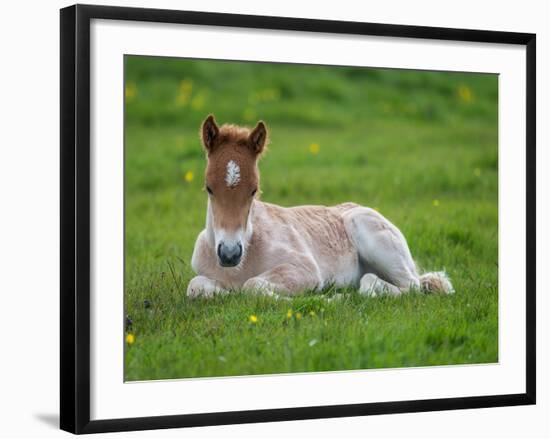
[{"x1": 253, "y1": 201, "x2": 361, "y2": 286}]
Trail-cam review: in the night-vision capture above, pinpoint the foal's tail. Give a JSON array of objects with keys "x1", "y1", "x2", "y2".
[{"x1": 419, "y1": 271, "x2": 454, "y2": 294}]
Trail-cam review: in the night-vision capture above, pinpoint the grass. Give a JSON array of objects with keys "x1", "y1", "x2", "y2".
[{"x1": 124, "y1": 55, "x2": 498, "y2": 381}]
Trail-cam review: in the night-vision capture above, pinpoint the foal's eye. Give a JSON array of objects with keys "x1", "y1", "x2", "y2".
[
  {"x1": 206, "y1": 186, "x2": 213, "y2": 195},
  {"x1": 251, "y1": 188, "x2": 257, "y2": 197}
]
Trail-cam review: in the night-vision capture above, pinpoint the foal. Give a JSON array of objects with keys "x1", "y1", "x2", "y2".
[{"x1": 187, "y1": 115, "x2": 453, "y2": 298}]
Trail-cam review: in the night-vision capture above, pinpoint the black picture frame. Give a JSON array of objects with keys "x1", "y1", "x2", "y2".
[{"x1": 60, "y1": 4, "x2": 536, "y2": 434}]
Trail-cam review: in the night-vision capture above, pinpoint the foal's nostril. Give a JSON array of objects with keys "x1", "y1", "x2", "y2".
[{"x1": 217, "y1": 242, "x2": 243, "y2": 267}]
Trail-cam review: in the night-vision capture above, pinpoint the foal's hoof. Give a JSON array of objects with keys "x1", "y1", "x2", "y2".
[
  {"x1": 187, "y1": 285, "x2": 214, "y2": 299},
  {"x1": 358, "y1": 273, "x2": 380, "y2": 297},
  {"x1": 187, "y1": 276, "x2": 218, "y2": 298}
]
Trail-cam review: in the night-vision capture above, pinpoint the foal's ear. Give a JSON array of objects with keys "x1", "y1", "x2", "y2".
[
  {"x1": 248, "y1": 121, "x2": 268, "y2": 155},
  {"x1": 200, "y1": 114, "x2": 220, "y2": 152}
]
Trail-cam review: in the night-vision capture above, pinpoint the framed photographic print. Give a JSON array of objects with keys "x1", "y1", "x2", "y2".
[{"x1": 60, "y1": 4, "x2": 536, "y2": 434}]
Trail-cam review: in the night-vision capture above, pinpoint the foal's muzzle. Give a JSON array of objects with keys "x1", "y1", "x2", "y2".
[{"x1": 217, "y1": 242, "x2": 243, "y2": 267}]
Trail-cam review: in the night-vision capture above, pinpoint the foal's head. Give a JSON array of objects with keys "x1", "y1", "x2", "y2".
[{"x1": 200, "y1": 115, "x2": 268, "y2": 267}]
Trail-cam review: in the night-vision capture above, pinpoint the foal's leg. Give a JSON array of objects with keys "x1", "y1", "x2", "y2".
[
  {"x1": 243, "y1": 261, "x2": 320, "y2": 296},
  {"x1": 343, "y1": 207, "x2": 420, "y2": 296},
  {"x1": 187, "y1": 275, "x2": 225, "y2": 298}
]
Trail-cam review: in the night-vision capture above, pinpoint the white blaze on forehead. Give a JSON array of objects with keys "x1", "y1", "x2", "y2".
[{"x1": 225, "y1": 160, "x2": 241, "y2": 187}]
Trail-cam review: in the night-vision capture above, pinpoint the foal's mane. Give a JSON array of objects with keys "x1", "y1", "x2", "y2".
[{"x1": 218, "y1": 124, "x2": 252, "y2": 147}]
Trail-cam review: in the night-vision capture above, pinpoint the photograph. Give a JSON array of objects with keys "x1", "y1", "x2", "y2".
[{"x1": 123, "y1": 55, "x2": 498, "y2": 381}]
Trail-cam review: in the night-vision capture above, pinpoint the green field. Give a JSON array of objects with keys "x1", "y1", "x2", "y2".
[{"x1": 124, "y1": 56, "x2": 498, "y2": 380}]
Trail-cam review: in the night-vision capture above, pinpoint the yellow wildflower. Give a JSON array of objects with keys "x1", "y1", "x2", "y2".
[
  {"x1": 295, "y1": 312, "x2": 303, "y2": 320},
  {"x1": 179, "y1": 78, "x2": 193, "y2": 94},
  {"x1": 457, "y1": 85, "x2": 473, "y2": 103},
  {"x1": 191, "y1": 93, "x2": 206, "y2": 111},
  {"x1": 126, "y1": 333, "x2": 135, "y2": 345},
  {"x1": 249, "y1": 315, "x2": 258, "y2": 324},
  {"x1": 184, "y1": 170, "x2": 194, "y2": 183},
  {"x1": 249, "y1": 88, "x2": 280, "y2": 104},
  {"x1": 176, "y1": 79, "x2": 193, "y2": 106},
  {"x1": 309, "y1": 143, "x2": 320, "y2": 155},
  {"x1": 125, "y1": 82, "x2": 137, "y2": 101},
  {"x1": 286, "y1": 309, "x2": 293, "y2": 319}
]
